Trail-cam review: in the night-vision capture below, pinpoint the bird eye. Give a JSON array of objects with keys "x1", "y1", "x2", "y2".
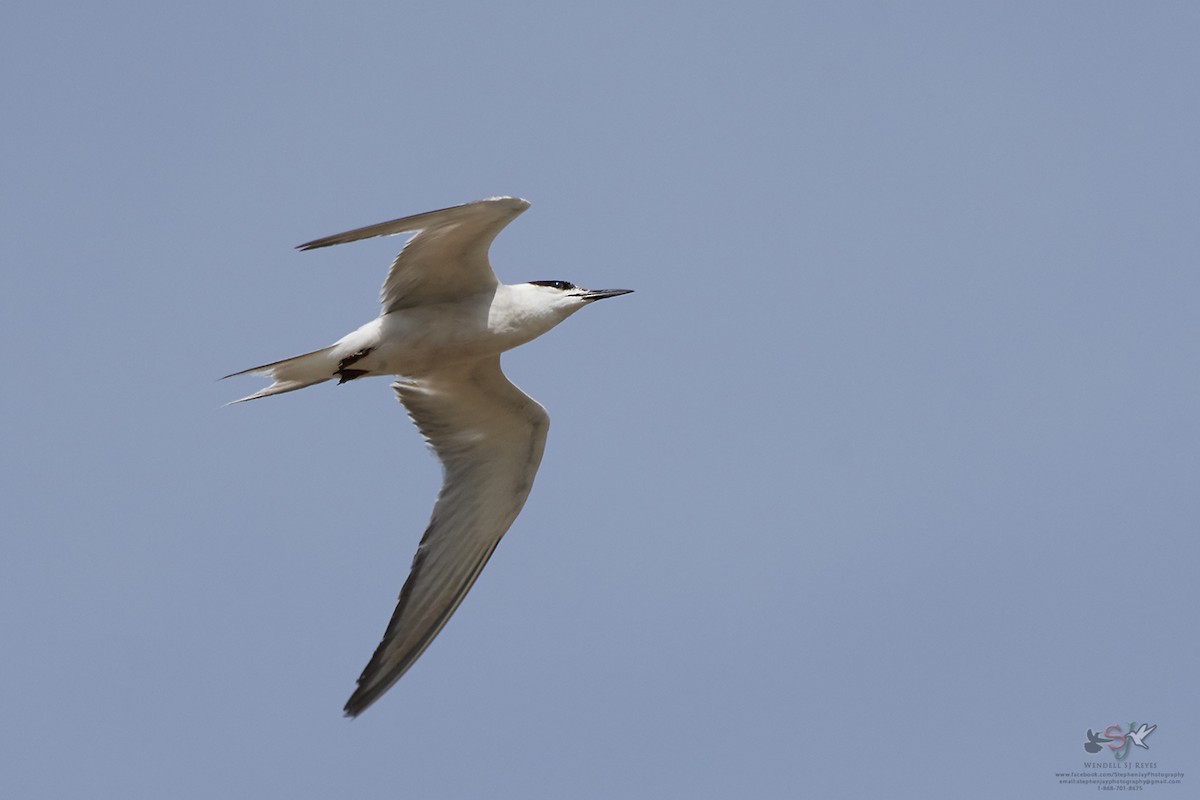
[{"x1": 531, "y1": 280, "x2": 576, "y2": 291}]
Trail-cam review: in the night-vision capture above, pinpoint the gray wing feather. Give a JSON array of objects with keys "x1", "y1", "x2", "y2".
[
  {"x1": 343, "y1": 356, "x2": 549, "y2": 717},
  {"x1": 296, "y1": 196, "x2": 530, "y2": 313}
]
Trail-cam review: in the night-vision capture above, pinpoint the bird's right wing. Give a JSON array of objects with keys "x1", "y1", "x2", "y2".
[
  {"x1": 296, "y1": 196, "x2": 530, "y2": 313},
  {"x1": 343, "y1": 356, "x2": 549, "y2": 717}
]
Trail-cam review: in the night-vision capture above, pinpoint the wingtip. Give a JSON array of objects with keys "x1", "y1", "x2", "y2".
[
  {"x1": 342, "y1": 688, "x2": 375, "y2": 719},
  {"x1": 295, "y1": 237, "x2": 334, "y2": 252}
]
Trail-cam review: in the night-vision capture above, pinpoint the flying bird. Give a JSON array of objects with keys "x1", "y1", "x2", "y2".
[
  {"x1": 1128, "y1": 723, "x2": 1157, "y2": 749},
  {"x1": 1084, "y1": 729, "x2": 1114, "y2": 753},
  {"x1": 226, "y1": 197, "x2": 632, "y2": 716}
]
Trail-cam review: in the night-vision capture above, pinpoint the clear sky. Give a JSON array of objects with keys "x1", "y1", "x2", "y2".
[{"x1": 3, "y1": 2, "x2": 1197, "y2": 797}]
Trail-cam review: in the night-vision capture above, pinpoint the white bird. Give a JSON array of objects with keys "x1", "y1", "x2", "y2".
[
  {"x1": 1128, "y1": 723, "x2": 1156, "y2": 749},
  {"x1": 226, "y1": 197, "x2": 632, "y2": 717}
]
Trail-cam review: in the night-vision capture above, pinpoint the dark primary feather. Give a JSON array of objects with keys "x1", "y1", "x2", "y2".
[{"x1": 343, "y1": 356, "x2": 549, "y2": 717}]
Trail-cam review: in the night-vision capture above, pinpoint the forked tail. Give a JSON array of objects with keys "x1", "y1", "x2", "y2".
[{"x1": 223, "y1": 345, "x2": 337, "y2": 403}]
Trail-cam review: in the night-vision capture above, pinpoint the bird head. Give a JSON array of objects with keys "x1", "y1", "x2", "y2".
[
  {"x1": 500, "y1": 281, "x2": 632, "y2": 341},
  {"x1": 525, "y1": 280, "x2": 634, "y2": 311}
]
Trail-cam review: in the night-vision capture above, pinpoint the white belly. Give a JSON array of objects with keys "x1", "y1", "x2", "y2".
[{"x1": 331, "y1": 295, "x2": 553, "y2": 378}]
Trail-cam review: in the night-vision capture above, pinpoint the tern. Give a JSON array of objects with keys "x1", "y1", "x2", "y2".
[{"x1": 226, "y1": 197, "x2": 631, "y2": 716}]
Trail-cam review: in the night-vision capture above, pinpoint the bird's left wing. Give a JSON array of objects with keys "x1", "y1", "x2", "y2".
[
  {"x1": 343, "y1": 356, "x2": 549, "y2": 717},
  {"x1": 296, "y1": 196, "x2": 530, "y2": 313}
]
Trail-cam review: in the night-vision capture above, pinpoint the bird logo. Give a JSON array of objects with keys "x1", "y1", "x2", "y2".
[
  {"x1": 1082, "y1": 722, "x2": 1158, "y2": 757},
  {"x1": 1127, "y1": 723, "x2": 1157, "y2": 750},
  {"x1": 1084, "y1": 729, "x2": 1114, "y2": 754}
]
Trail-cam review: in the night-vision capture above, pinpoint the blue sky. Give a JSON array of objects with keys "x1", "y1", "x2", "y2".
[{"x1": 3, "y1": 2, "x2": 1197, "y2": 797}]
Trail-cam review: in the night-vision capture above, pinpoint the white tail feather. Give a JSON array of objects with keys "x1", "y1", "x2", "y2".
[{"x1": 223, "y1": 345, "x2": 338, "y2": 403}]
